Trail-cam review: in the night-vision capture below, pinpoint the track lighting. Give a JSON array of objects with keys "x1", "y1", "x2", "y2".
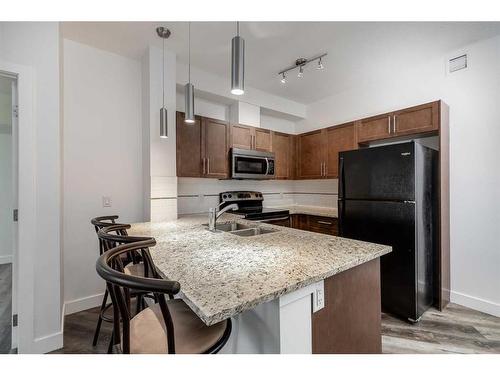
[
  {"x1": 297, "y1": 65, "x2": 304, "y2": 78},
  {"x1": 277, "y1": 53, "x2": 327, "y2": 84},
  {"x1": 280, "y1": 72, "x2": 287, "y2": 84},
  {"x1": 317, "y1": 57, "x2": 324, "y2": 70}
]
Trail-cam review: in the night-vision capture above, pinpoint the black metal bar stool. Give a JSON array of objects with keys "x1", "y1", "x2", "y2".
[{"x1": 96, "y1": 239, "x2": 232, "y2": 354}]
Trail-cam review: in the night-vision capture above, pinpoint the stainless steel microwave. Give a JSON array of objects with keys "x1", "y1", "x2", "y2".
[{"x1": 231, "y1": 148, "x2": 275, "y2": 179}]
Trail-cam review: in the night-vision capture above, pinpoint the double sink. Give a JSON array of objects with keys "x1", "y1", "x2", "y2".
[{"x1": 204, "y1": 222, "x2": 278, "y2": 237}]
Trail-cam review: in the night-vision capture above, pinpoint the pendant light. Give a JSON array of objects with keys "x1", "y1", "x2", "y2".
[
  {"x1": 231, "y1": 21, "x2": 245, "y2": 95},
  {"x1": 156, "y1": 26, "x2": 171, "y2": 138},
  {"x1": 185, "y1": 22, "x2": 195, "y2": 124}
]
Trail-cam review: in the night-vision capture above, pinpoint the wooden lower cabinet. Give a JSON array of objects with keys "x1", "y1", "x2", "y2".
[
  {"x1": 312, "y1": 258, "x2": 382, "y2": 353},
  {"x1": 291, "y1": 214, "x2": 338, "y2": 236}
]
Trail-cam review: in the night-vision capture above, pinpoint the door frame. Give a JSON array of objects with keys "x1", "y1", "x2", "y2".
[{"x1": 0, "y1": 60, "x2": 36, "y2": 353}]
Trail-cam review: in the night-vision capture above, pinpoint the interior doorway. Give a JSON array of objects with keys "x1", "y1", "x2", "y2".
[{"x1": 0, "y1": 73, "x2": 17, "y2": 354}]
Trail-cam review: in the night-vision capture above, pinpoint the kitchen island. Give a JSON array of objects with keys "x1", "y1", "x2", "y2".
[{"x1": 129, "y1": 214, "x2": 391, "y2": 354}]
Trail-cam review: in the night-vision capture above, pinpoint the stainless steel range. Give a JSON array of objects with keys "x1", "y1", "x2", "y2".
[{"x1": 219, "y1": 191, "x2": 290, "y2": 226}]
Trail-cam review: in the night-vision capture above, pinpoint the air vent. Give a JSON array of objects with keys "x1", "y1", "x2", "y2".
[{"x1": 449, "y1": 54, "x2": 467, "y2": 73}]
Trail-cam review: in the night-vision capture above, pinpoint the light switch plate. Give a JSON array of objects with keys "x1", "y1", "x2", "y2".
[{"x1": 102, "y1": 196, "x2": 112, "y2": 208}]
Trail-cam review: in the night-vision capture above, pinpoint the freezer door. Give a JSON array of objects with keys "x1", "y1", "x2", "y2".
[
  {"x1": 339, "y1": 199, "x2": 418, "y2": 320},
  {"x1": 339, "y1": 142, "x2": 415, "y2": 201}
]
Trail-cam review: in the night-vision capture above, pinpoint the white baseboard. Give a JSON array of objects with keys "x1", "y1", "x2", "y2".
[
  {"x1": 32, "y1": 331, "x2": 63, "y2": 354},
  {"x1": 0, "y1": 255, "x2": 12, "y2": 264},
  {"x1": 64, "y1": 292, "x2": 105, "y2": 315},
  {"x1": 451, "y1": 290, "x2": 500, "y2": 317}
]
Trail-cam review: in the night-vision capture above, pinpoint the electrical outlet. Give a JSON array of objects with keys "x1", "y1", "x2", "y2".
[{"x1": 102, "y1": 196, "x2": 112, "y2": 208}]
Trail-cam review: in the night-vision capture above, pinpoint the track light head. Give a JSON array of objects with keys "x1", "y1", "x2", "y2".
[
  {"x1": 280, "y1": 72, "x2": 286, "y2": 84},
  {"x1": 317, "y1": 57, "x2": 324, "y2": 70},
  {"x1": 298, "y1": 65, "x2": 304, "y2": 78}
]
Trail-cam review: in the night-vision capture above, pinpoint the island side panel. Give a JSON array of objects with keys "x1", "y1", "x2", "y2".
[{"x1": 312, "y1": 258, "x2": 382, "y2": 354}]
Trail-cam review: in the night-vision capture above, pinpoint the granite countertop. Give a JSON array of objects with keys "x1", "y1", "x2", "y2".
[
  {"x1": 129, "y1": 214, "x2": 390, "y2": 326},
  {"x1": 268, "y1": 204, "x2": 338, "y2": 218}
]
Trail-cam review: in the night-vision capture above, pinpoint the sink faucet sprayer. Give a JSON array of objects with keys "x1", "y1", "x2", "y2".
[{"x1": 208, "y1": 203, "x2": 239, "y2": 232}]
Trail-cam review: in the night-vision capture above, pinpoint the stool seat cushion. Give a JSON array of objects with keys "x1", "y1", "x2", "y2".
[{"x1": 129, "y1": 299, "x2": 228, "y2": 354}]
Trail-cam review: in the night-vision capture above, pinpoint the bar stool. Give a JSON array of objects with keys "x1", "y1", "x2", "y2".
[
  {"x1": 96, "y1": 239, "x2": 232, "y2": 354},
  {"x1": 90, "y1": 216, "x2": 150, "y2": 347}
]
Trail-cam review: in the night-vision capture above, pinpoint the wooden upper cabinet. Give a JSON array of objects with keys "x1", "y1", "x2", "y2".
[
  {"x1": 230, "y1": 124, "x2": 272, "y2": 151},
  {"x1": 393, "y1": 101, "x2": 439, "y2": 136},
  {"x1": 297, "y1": 129, "x2": 325, "y2": 179},
  {"x1": 202, "y1": 117, "x2": 229, "y2": 179},
  {"x1": 325, "y1": 123, "x2": 357, "y2": 178},
  {"x1": 176, "y1": 112, "x2": 202, "y2": 177},
  {"x1": 357, "y1": 101, "x2": 441, "y2": 144},
  {"x1": 254, "y1": 128, "x2": 272, "y2": 152},
  {"x1": 271, "y1": 131, "x2": 293, "y2": 179},
  {"x1": 230, "y1": 124, "x2": 253, "y2": 150},
  {"x1": 357, "y1": 113, "x2": 392, "y2": 143}
]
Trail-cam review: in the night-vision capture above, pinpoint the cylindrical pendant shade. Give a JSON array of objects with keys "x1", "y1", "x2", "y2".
[
  {"x1": 184, "y1": 83, "x2": 195, "y2": 124},
  {"x1": 231, "y1": 35, "x2": 245, "y2": 95},
  {"x1": 160, "y1": 107, "x2": 168, "y2": 138}
]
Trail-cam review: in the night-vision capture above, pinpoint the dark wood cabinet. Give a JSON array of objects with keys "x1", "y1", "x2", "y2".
[
  {"x1": 357, "y1": 112, "x2": 392, "y2": 143},
  {"x1": 202, "y1": 117, "x2": 229, "y2": 178},
  {"x1": 290, "y1": 214, "x2": 338, "y2": 236},
  {"x1": 176, "y1": 112, "x2": 203, "y2": 177},
  {"x1": 271, "y1": 131, "x2": 294, "y2": 180},
  {"x1": 357, "y1": 101, "x2": 440, "y2": 144},
  {"x1": 230, "y1": 124, "x2": 272, "y2": 152},
  {"x1": 393, "y1": 101, "x2": 439, "y2": 136},
  {"x1": 297, "y1": 129, "x2": 325, "y2": 179},
  {"x1": 325, "y1": 123, "x2": 357, "y2": 178},
  {"x1": 176, "y1": 112, "x2": 229, "y2": 178},
  {"x1": 230, "y1": 124, "x2": 253, "y2": 150}
]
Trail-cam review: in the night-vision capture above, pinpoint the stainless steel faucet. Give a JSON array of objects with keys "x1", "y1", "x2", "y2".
[{"x1": 208, "y1": 203, "x2": 239, "y2": 232}]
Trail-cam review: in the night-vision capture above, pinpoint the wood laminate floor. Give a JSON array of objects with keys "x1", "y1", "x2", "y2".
[
  {"x1": 0, "y1": 263, "x2": 12, "y2": 354},
  {"x1": 50, "y1": 302, "x2": 500, "y2": 354}
]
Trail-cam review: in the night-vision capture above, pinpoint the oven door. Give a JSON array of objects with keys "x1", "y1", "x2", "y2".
[{"x1": 232, "y1": 151, "x2": 275, "y2": 179}]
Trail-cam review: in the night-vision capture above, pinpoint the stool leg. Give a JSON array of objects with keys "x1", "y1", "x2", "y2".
[
  {"x1": 92, "y1": 289, "x2": 108, "y2": 346},
  {"x1": 107, "y1": 331, "x2": 114, "y2": 354}
]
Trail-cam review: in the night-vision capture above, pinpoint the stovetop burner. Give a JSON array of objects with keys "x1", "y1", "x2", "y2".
[{"x1": 219, "y1": 191, "x2": 289, "y2": 221}]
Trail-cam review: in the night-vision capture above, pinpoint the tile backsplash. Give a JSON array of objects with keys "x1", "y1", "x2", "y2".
[{"x1": 177, "y1": 178, "x2": 338, "y2": 214}]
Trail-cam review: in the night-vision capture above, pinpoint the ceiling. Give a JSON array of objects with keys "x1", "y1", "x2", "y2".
[{"x1": 61, "y1": 22, "x2": 500, "y2": 104}]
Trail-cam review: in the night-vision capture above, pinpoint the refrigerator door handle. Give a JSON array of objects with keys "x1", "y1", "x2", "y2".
[
  {"x1": 338, "y1": 199, "x2": 344, "y2": 236},
  {"x1": 339, "y1": 156, "x2": 345, "y2": 198}
]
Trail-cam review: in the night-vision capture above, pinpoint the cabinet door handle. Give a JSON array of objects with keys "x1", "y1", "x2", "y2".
[
  {"x1": 317, "y1": 221, "x2": 332, "y2": 225},
  {"x1": 207, "y1": 157, "x2": 210, "y2": 175},
  {"x1": 387, "y1": 115, "x2": 391, "y2": 134},
  {"x1": 393, "y1": 115, "x2": 397, "y2": 133},
  {"x1": 202, "y1": 158, "x2": 206, "y2": 175},
  {"x1": 320, "y1": 162, "x2": 323, "y2": 176}
]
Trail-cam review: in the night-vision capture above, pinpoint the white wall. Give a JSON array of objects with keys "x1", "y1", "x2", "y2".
[
  {"x1": 0, "y1": 87, "x2": 12, "y2": 264},
  {"x1": 260, "y1": 114, "x2": 296, "y2": 134},
  {"x1": 143, "y1": 46, "x2": 178, "y2": 222},
  {"x1": 62, "y1": 40, "x2": 144, "y2": 313},
  {"x1": 176, "y1": 91, "x2": 229, "y2": 121},
  {"x1": 298, "y1": 35, "x2": 500, "y2": 316},
  {"x1": 0, "y1": 22, "x2": 62, "y2": 351}
]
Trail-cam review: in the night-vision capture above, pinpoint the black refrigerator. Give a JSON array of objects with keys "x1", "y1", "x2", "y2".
[{"x1": 338, "y1": 141, "x2": 437, "y2": 322}]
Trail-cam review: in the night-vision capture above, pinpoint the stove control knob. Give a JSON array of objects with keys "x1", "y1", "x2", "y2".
[{"x1": 228, "y1": 194, "x2": 232, "y2": 199}]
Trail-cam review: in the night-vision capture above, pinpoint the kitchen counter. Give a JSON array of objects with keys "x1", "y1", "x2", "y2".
[
  {"x1": 268, "y1": 204, "x2": 338, "y2": 218},
  {"x1": 129, "y1": 214, "x2": 390, "y2": 327}
]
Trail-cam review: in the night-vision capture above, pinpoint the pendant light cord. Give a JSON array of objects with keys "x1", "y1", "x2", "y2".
[
  {"x1": 162, "y1": 35, "x2": 165, "y2": 108},
  {"x1": 188, "y1": 22, "x2": 191, "y2": 84}
]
